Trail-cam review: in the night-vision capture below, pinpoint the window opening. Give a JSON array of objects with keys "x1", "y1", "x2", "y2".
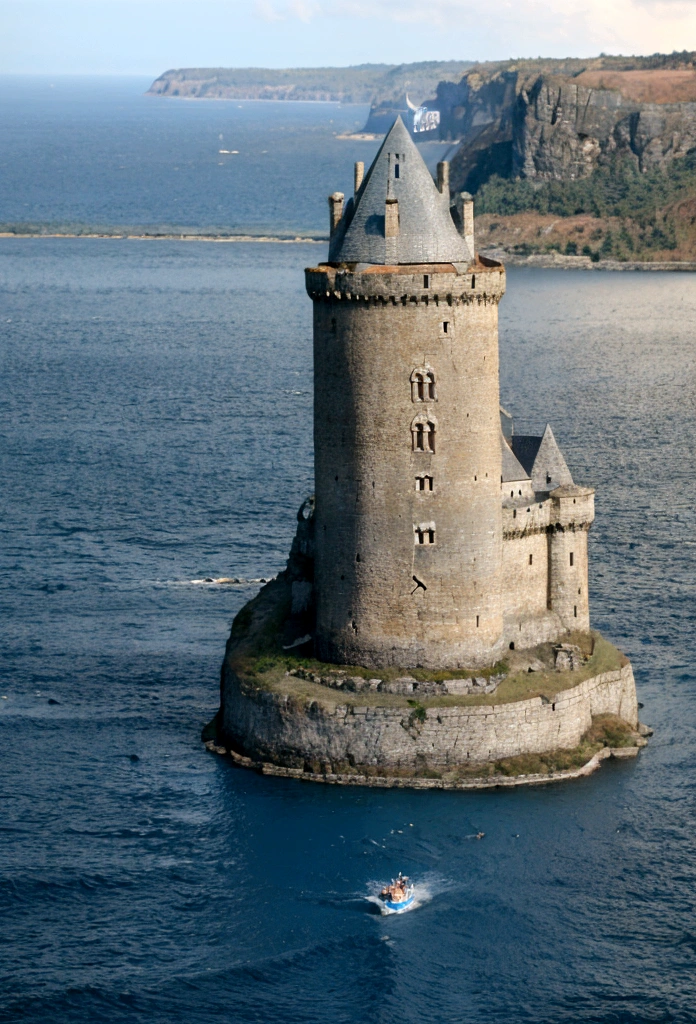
[
  {"x1": 570, "y1": 552, "x2": 574, "y2": 567},
  {"x1": 414, "y1": 525, "x2": 436, "y2": 545},
  {"x1": 416, "y1": 475, "x2": 433, "y2": 492},
  {"x1": 442, "y1": 321, "x2": 449, "y2": 334},
  {"x1": 529, "y1": 554, "x2": 533, "y2": 565},
  {"x1": 394, "y1": 163, "x2": 400, "y2": 178},
  {"x1": 423, "y1": 274, "x2": 429, "y2": 288},
  {"x1": 412, "y1": 417, "x2": 436, "y2": 452},
  {"x1": 574, "y1": 605, "x2": 577, "y2": 618},
  {"x1": 411, "y1": 368, "x2": 436, "y2": 402},
  {"x1": 476, "y1": 615, "x2": 480, "y2": 628}
]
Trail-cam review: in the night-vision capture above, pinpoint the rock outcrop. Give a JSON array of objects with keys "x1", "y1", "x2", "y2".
[{"x1": 434, "y1": 55, "x2": 696, "y2": 192}]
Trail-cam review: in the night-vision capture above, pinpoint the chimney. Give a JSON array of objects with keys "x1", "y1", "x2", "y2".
[
  {"x1": 456, "y1": 191, "x2": 475, "y2": 257},
  {"x1": 437, "y1": 160, "x2": 450, "y2": 196},
  {"x1": 354, "y1": 161, "x2": 364, "y2": 195},
  {"x1": 328, "y1": 192, "x2": 344, "y2": 236},
  {"x1": 385, "y1": 198, "x2": 399, "y2": 238}
]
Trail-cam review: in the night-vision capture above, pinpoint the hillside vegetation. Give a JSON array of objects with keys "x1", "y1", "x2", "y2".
[{"x1": 476, "y1": 151, "x2": 696, "y2": 260}]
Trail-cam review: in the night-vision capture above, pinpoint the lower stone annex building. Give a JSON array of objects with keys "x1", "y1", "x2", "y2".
[{"x1": 211, "y1": 116, "x2": 645, "y2": 787}]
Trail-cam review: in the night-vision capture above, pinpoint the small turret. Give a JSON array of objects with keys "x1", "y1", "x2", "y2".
[
  {"x1": 328, "y1": 192, "x2": 344, "y2": 236},
  {"x1": 455, "y1": 192, "x2": 475, "y2": 258},
  {"x1": 436, "y1": 160, "x2": 449, "y2": 196}
]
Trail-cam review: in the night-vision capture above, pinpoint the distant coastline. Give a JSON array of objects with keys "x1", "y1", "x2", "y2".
[{"x1": 2, "y1": 229, "x2": 695, "y2": 268}]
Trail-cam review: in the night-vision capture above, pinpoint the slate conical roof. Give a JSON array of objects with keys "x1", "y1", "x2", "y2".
[
  {"x1": 329, "y1": 116, "x2": 473, "y2": 266},
  {"x1": 511, "y1": 424, "x2": 574, "y2": 493}
]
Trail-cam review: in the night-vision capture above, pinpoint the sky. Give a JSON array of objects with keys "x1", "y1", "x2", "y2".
[{"x1": 1, "y1": 0, "x2": 696, "y2": 75}]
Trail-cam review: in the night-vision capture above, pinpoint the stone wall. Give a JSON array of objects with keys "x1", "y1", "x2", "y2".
[
  {"x1": 307, "y1": 261, "x2": 508, "y2": 669},
  {"x1": 220, "y1": 661, "x2": 638, "y2": 771}
]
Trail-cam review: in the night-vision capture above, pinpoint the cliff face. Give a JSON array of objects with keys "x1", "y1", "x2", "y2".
[{"x1": 443, "y1": 57, "x2": 696, "y2": 193}]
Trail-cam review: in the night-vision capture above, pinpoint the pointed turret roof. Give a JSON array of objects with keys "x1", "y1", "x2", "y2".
[
  {"x1": 511, "y1": 424, "x2": 574, "y2": 493},
  {"x1": 329, "y1": 117, "x2": 473, "y2": 266}
]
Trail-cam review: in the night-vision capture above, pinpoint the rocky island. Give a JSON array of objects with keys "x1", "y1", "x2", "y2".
[{"x1": 206, "y1": 117, "x2": 649, "y2": 787}]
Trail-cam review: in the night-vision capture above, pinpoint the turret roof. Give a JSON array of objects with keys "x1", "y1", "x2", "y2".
[
  {"x1": 501, "y1": 434, "x2": 530, "y2": 483},
  {"x1": 511, "y1": 424, "x2": 574, "y2": 493},
  {"x1": 329, "y1": 117, "x2": 473, "y2": 266}
]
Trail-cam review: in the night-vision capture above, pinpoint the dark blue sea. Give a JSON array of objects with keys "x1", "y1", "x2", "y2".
[{"x1": 1, "y1": 77, "x2": 696, "y2": 1024}]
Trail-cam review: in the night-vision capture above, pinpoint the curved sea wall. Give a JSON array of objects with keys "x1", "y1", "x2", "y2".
[{"x1": 220, "y1": 658, "x2": 638, "y2": 773}]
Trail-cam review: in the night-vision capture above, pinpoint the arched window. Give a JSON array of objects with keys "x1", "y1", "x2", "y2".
[
  {"x1": 410, "y1": 367, "x2": 436, "y2": 403},
  {"x1": 411, "y1": 414, "x2": 436, "y2": 453}
]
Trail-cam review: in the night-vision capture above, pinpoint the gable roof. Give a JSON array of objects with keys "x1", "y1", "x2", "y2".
[
  {"x1": 329, "y1": 116, "x2": 473, "y2": 266},
  {"x1": 512, "y1": 424, "x2": 574, "y2": 493}
]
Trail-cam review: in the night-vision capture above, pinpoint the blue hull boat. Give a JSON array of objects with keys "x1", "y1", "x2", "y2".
[
  {"x1": 378, "y1": 873, "x2": 415, "y2": 913},
  {"x1": 383, "y1": 893, "x2": 415, "y2": 913}
]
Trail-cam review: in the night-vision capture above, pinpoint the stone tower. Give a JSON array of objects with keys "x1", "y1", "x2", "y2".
[{"x1": 306, "y1": 117, "x2": 507, "y2": 669}]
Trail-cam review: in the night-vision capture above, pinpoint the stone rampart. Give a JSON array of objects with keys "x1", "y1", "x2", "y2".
[{"x1": 220, "y1": 662, "x2": 638, "y2": 772}]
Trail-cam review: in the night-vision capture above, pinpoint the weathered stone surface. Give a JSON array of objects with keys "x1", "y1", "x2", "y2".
[{"x1": 220, "y1": 660, "x2": 639, "y2": 772}]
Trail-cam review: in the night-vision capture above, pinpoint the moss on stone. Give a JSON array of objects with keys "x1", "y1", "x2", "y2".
[{"x1": 224, "y1": 576, "x2": 626, "y2": 712}]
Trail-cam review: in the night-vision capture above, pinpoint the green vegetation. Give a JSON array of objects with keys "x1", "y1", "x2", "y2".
[
  {"x1": 406, "y1": 700, "x2": 427, "y2": 727},
  {"x1": 475, "y1": 152, "x2": 696, "y2": 258}
]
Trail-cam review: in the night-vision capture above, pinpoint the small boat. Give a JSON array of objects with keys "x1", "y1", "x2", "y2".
[{"x1": 378, "y1": 873, "x2": 415, "y2": 913}]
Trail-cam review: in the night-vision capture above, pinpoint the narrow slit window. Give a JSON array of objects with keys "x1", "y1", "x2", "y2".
[
  {"x1": 426, "y1": 373, "x2": 435, "y2": 400},
  {"x1": 394, "y1": 163, "x2": 400, "y2": 178},
  {"x1": 442, "y1": 321, "x2": 449, "y2": 334},
  {"x1": 570, "y1": 552, "x2": 574, "y2": 567},
  {"x1": 423, "y1": 274, "x2": 430, "y2": 288},
  {"x1": 415, "y1": 475, "x2": 433, "y2": 492},
  {"x1": 574, "y1": 605, "x2": 578, "y2": 618},
  {"x1": 529, "y1": 554, "x2": 533, "y2": 565},
  {"x1": 476, "y1": 615, "x2": 480, "y2": 628}
]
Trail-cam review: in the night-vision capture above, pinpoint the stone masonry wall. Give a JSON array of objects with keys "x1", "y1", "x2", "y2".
[
  {"x1": 308, "y1": 262, "x2": 508, "y2": 669},
  {"x1": 221, "y1": 662, "x2": 638, "y2": 770}
]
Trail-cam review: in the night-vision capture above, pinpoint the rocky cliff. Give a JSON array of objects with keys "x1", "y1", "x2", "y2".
[{"x1": 438, "y1": 53, "x2": 696, "y2": 193}]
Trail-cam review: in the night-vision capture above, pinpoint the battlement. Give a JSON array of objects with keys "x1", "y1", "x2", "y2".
[
  {"x1": 502, "y1": 486, "x2": 594, "y2": 539},
  {"x1": 550, "y1": 485, "x2": 595, "y2": 529},
  {"x1": 305, "y1": 259, "x2": 505, "y2": 305}
]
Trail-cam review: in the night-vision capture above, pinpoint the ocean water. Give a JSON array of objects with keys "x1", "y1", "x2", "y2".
[
  {"x1": 2, "y1": 79, "x2": 696, "y2": 1024},
  {"x1": 0, "y1": 76, "x2": 453, "y2": 237}
]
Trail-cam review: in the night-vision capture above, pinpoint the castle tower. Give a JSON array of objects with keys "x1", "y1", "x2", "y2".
[{"x1": 306, "y1": 117, "x2": 507, "y2": 669}]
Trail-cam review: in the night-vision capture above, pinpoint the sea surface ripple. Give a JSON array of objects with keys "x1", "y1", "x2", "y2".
[{"x1": 1, "y1": 80, "x2": 696, "y2": 1024}]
